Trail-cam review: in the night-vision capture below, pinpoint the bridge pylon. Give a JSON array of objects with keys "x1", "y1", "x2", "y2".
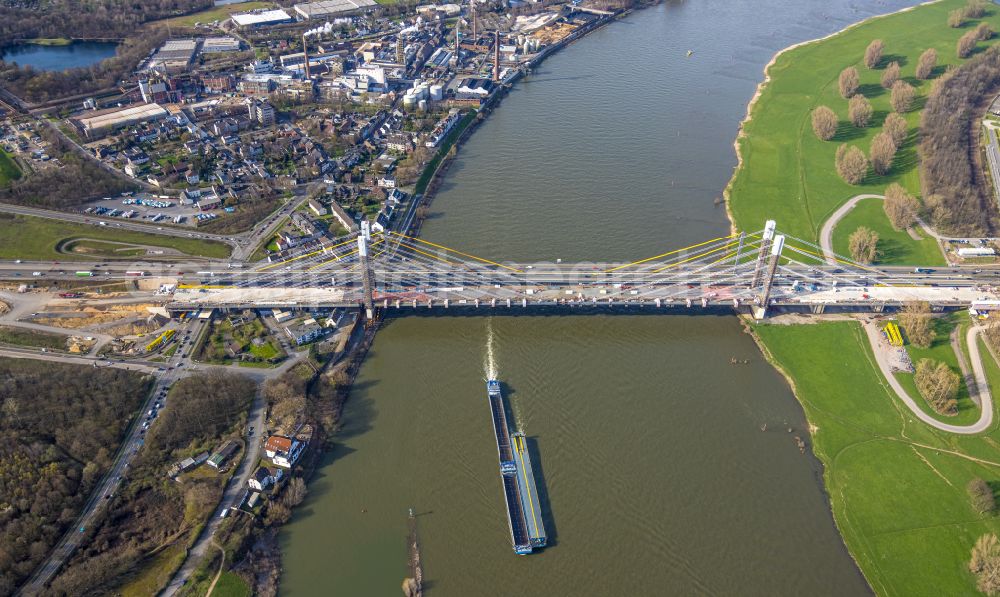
[
  {"x1": 753, "y1": 233, "x2": 785, "y2": 320},
  {"x1": 750, "y1": 220, "x2": 776, "y2": 289},
  {"x1": 358, "y1": 221, "x2": 376, "y2": 320}
]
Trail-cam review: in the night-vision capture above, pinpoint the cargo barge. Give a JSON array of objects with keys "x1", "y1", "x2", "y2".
[{"x1": 486, "y1": 379, "x2": 547, "y2": 554}]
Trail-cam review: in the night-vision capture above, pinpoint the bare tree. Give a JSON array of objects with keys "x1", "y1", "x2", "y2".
[
  {"x1": 899, "y1": 302, "x2": 934, "y2": 348},
  {"x1": 968, "y1": 478, "x2": 997, "y2": 514},
  {"x1": 839, "y1": 66, "x2": 860, "y2": 98},
  {"x1": 916, "y1": 48, "x2": 937, "y2": 80},
  {"x1": 811, "y1": 106, "x2": 838, "y2": 140},
  {"x1": 950, "y1": 9, "x2": 966, "y2": 28},
  {"x1": 976, "y1": 23, "x2": 995, "y2": 42},
  {"x1": 890, "y1": 80, "x2": 915, "y2": 113},
  {"x1": 883, "y1": 183, "x2": 920, "y2": 229},
  {"x1": 971, "y1": 533, "x2": 1000, "y2": 574},
  {"x1": 884, "y1": 112, "x2": 908, "y2": 146},
  {"x1": 959, "y1": 30, "x2": 979, "y2": 58},
  {"x1": 870, "y1": 132, "x2": 898, "y2": 175},
  {"x1": 848, "y1": 226, "x2": 880, "y2": 263},
  {"x1": 836, "y1": 144, "x2": 869, "y2": 184},
  {"x1": 966, "y1": 0, "x2": 988, "y2": 19},
  {"x1": 914, "y1": 358, "x2": 960, "y2": 414},
  {"x1": 881, "y1": 61, "x2": 901, "y2": 89},
  {"x1": 849, "y1": 94, "x2": 873, "y2": 127},
  {"x1": 865, "y1": 39, "x2": 884, "y2": 69}
]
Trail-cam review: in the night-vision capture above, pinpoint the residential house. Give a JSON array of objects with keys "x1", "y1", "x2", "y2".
[{"x1": 264, "y1": 435, "x2": 306, "y2": 468}]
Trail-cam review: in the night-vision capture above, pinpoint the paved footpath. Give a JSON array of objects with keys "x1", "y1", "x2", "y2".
[{"x1": 862, "y1": 319, "x2": 994, "y2": 434}]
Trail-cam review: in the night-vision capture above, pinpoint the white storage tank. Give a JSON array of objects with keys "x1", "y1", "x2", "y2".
[
  {"x1": 430, "y1": 84, "x2": 444, "y2": 100},
  {"x1": 403, "y1": 93, "x2": 417, "y2": 108},
  {"x1": 418, "y1": 99, "x2": 428, "y2": 111}
]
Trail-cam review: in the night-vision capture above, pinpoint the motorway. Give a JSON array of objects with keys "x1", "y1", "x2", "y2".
[{"x1": 18, "y1": 314, "x2": 203, "y2": 595}]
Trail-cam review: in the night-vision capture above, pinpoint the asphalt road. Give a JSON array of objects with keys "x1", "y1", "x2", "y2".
[{"x1": 17, "y1": 317, "x2": 202, "y2": 595}]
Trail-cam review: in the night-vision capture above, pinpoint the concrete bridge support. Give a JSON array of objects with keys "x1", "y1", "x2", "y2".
[
  {"x1": 358, "y1": 222, "x2": 376, "y2": 320},
  {"x1": 750, "y1": 220, "x2": 776, "y2": 289},
  {"x1": 753, "y1": 233, "x2": 785, "y2": 320}
]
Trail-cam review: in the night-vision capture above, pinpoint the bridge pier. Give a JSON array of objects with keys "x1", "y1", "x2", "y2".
[
  {"x1": 751, "y1": 220, "x2": 777, "y2": 289},
  {"x1": 358, "y1": 221, "x2": 376, "y2": 321},
  {"x1": 754, "y1": 234, "x2": 785, "y2": 320}
]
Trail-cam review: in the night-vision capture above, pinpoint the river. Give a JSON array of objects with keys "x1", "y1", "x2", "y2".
[
  {"x1": 0, "y1": 42, "x2": 118, "y2": 71},
  {"x1": 280, "y1": 1, "x2": 919, "y2": 595}
]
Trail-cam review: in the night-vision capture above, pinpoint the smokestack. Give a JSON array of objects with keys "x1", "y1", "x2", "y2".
[
  {"x1": 302, "y1": 34, "x2": 311, "y2": 79},
  {"x1": 472, "y1": 7, "x2": 476, "y2": 43},
  {"x1": 493, "y1": 31, "x2": 500, "y2": 82}
]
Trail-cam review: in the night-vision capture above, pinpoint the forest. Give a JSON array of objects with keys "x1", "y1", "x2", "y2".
[
  {"x1": 0, "y1": 0, "x2": 208, "y2": 46},
  {"x1": 0, "y1": 358, "x2": 151, "y2": 596},
  {"x1": 46, "y1": 371, "x2": 254, "y2": 596},
  {"x1": 919, "y1": 45, "x2": 1000, "y2": 236}
]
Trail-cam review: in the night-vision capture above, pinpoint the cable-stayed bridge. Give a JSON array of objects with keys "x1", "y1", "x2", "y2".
[{"x1": 168, "y1": 220, "x2": 1000, "y2": 319}]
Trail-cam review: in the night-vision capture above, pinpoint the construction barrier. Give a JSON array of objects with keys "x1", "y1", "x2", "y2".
[{"x1": 884, "y1": 322, "x2": 903, "y2": 347}]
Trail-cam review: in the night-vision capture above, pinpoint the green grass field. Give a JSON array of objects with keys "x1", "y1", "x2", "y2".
[
  {"x1": 755, "y1": 320, "x2": 1000, "y2": 596},
  {"x1": 161, "y1": 1, "x2": 274, "y2": 27},
  {"x1": 211, "y1": 572, "x2": 250, "y2": 597},
  {"x1": 0, "y1": 325, "x2": 68, "y2": 350},
  {"x1": 0, "y1": 214, "x2": 230, "y2": 260},
  {"x1": 0, "y1": 150, "x2": 22, "y2": 185},
  {"x1": 727, "y1": 0, "x2": 1000, "y2": 243},
  {"x1": 831, "y1": 198, "x2": 945, "y2": 265}
]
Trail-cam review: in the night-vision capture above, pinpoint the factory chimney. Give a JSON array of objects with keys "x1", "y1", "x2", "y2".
[
  {"x1": 472, "y1": 7, "x2": 477, "y2": 44},
  {"x1": 493, "y1": 31, "x2": 500, "y2": 82},
  {"x1": 302, "y1": 34, "x2": 311, "y2": 79}
]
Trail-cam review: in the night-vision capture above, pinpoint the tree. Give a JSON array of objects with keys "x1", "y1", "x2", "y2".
[
  {"x1": 916, "y1": 48, "x2": 937, "y2": 80},
  {"x1": 870, "y1": 132, "x2": 897, "y2": 176},
  {"x1": 976, "y1": 22, "x2": 995, "y2": 42},
  {"x1": 899, "y1": 302, "x2": 934, "y2": 348},
  {"x1": 848, "y1": 226, "x2": 880, "y2": 263},
  {"x1": 959, "y1": 30, "x2": 979, "y2": 58},
  {"x1": 970, "y1": 533, "x2": 1000, "y2": 597},
  {"x1": 811, "y1": 106, "x2": 838, "y2": 140},
  {"x1": 950, "y1": 9, "x2": 966, "y2": 28},
  {"x1": 965, "y1": 0, "x2": 988, "y2": 19},
  {"x1": 881, "y1": 61, "x2": 901, "y2": 89},
  {"x1": 883, "y1": 183, "x2": 920, "y2": 230},
  {"x1": 864, "y1": 39, "x2": 884, "y2": 69},
  {"x1": 839, "y1": 66, "x2": 860, "y2": 98},
  {"x1": 889, "y1": 80, "x2": 915, "y2": 113},
  {"x1": 968, "y1": 478, "x2": 997, "y2": 514},
  {"x1": 836, "y1": 144, "x2": 869, "y2": 184},
  {"x1": 884, "y1": 112, "x2": 908, "y2": 146},
  {"x1": 849, "y1": 94, "x2": 873, "y2": 127},
  {"x1": 914, "y1": 358, "x2": 960, "y2": 414}
]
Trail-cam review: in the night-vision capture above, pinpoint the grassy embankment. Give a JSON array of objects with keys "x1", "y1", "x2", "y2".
[
  {"x1": 414, "y1": 110, "x2": 478, "y2": 196},
  {"x1": 727, "y1": 0, "x2": 1000, "y2": 265},
  {"x1": 754, "y1": 321, "x2": 1000, "y2": 596},
  {"x1": 0, "y1": 213, "x2": 231, "y2": 259},
  {"x1": 161, "y1": 2, "x2": 274, "y2": 28},
  {"x1": 0, "y1": 150, "x2": 22, "y2": 185},
  {"x1": 0, "y1": 324, "x2": 69, "y2": 350}
]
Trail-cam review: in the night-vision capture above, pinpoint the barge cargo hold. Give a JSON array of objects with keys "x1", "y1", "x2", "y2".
[{"x1": 486, "y1": 379, "x2": 547, "y2": 554}]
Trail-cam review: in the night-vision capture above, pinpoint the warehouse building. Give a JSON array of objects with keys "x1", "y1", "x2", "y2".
[
  {"x1": 293, "y1": 0, "x2": 378, "y2": 19},
  {"x1": 201, "y1": 36, "x2": 242, "y2": 53},
  {"x1": 231, "y1": 8, "x2": 293, "y2": 28},
  {"x1": 148, "y1": 39, "x2": 198, "y2": 72},
  {"x1": 73, "y1": 103, "x2": 169, "y2": 138}
]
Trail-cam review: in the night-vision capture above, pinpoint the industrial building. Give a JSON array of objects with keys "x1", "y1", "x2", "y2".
[
  {"x1": 231, "y1": 9, "x2": 293, "y2": 28},
  {"x1": 148, "y1": 39, "x2": 198, "y2": 72},
  {"x1": 201, "y1": 36, "x2": 242, "y2": 53},
  {"x1": 73, "y1": 103, "x2": 169, "y2": 138},
  {"x1": 293, "y1": 0, "x2": 377, "y2": 19}
]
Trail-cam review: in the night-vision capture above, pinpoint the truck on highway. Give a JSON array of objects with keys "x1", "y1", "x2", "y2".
[
  {"x1": 75, "y1": 271, "x2": 94, "y2": 277},
  {"x1": 914, "y1": 268, "x2": 934, "y2": 274},
  {"x1": 125, "y1": 271, "x2": 148, "y2": 277},
  {"x1": 58, "y1": 292, "x2": 83, "y2": 298}
]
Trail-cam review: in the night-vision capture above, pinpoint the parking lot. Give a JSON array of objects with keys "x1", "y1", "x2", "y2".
[{"x1": 82, "y1": 192, "x2": 222, "y2": 228}]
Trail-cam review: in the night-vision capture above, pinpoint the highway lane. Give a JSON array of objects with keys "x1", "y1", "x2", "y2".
[{"x1": 17, "y1": 317, "x2": 202, "y2": 596}]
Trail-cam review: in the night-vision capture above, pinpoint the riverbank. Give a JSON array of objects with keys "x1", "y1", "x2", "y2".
[
  {"x1": 725, "y1": 0, "x2": 1000, "y2": 250},
  {"x1": 728, "y1": 1, "x2": 1000, "y2": 592}
]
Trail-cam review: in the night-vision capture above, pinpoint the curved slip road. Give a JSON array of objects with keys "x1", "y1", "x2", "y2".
[
  {"x1": 862, "y1": 320, "x2": 995, "y2": 434},
  {"x1": 819, "y1": 194, "x2": 948, "y2": 265}
]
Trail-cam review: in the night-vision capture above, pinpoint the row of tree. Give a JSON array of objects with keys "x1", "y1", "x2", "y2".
[{"x1": 919, "y1": 45, "x2": 1000, "y2": 236}]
